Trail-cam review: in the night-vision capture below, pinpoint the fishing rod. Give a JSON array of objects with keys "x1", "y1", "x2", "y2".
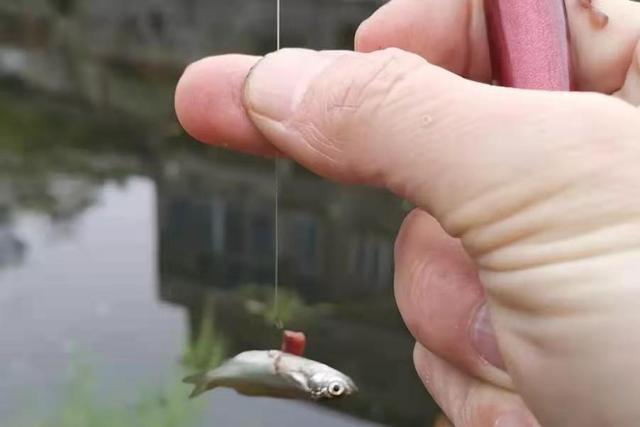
[{"x1": 483, "y1": 0, "x2": 573, "y2": 91}]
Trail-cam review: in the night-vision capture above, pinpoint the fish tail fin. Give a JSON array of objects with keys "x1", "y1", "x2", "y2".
[{"x1": 183, "y1": 372, "x2": 212, "y2": 399}]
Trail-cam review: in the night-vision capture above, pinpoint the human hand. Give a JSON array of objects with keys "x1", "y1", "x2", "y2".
[{"x1": 174, "y1": 1, "x2": 640, "y2": 425}]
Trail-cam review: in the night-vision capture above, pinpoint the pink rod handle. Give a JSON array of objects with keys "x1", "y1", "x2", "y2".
[{"x1": 484, "y1": 0, "x2": 573, "y2": 90}]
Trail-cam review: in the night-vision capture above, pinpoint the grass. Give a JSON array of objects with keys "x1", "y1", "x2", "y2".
[
  {"x1": 181, "y1": 295, "x2": 228, "y2": 372},
  {"x1": 8, "y1": 303, "x2": 231, "y2": 427},
  {"x1": 10, "y1": 358, "x2": 203, "y2": 427},
  {"x1": 236, "y1": 283, "x2": 334, "y2": 327}
]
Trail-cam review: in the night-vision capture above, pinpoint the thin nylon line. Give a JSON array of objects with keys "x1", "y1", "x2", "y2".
[
  {"x1": 273, "y1": 0, "x2": 282, "y2": 330},
  {"x1": 276, "y1": 0, "x2": 281, "y2": 50}
]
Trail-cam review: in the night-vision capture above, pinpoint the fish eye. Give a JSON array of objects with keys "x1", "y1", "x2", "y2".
[{"x1": 328, "y1": 381, "x2": 345, "y2": 396}]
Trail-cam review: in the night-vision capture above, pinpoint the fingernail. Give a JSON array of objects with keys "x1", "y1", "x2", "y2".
[
  {"x1": 471, "y1": 302, "x2": 505, "y2": 370},
  {"x1": 495, "y1": 412, "x2": 533, "y2": 427},
  {"x1": 244, "y1": 48, "x2": 340, "y2": 122}
]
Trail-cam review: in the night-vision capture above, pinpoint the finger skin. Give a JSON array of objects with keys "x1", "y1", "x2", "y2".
[
  {"x1": 394, "y1": 209, "x2": 510, "y2": 388},
  {"x1": 414, "y1": 344, "x2": 540, "y2": 427},
  {"x1": 354, "y1": 0, "x2": 492, "y2": 83},
  {"x1": 174, "y1": 55, "x2": 279, "y2": 157},
  {"x1": 244, "y1": 47, "x2": 640, "y2": 223},
  {"x1": 614, "y1": 40, "x2": 640, "y2": 105},
  {"x1": 567, "y1": 0, "x2": 640, "y2": 92}
]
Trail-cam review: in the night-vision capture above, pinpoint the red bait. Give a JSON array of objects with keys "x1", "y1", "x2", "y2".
[{"x1": 281, "y1": 330, "x2": 306, "y2": 356}]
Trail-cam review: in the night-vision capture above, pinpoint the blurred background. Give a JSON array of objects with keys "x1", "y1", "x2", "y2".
[{"x1": 0, "y1": 1, "x2": 440, "y2": 426}]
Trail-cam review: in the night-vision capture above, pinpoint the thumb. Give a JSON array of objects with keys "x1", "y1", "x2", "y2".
[
  {"x1": 245, "y1": 48, "x2": 638, "y2": 240},
  {"x1": 245, "y1": 48, "x2": 640, "y2": 426}
]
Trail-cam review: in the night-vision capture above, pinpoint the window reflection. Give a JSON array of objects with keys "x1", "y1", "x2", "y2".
[
  {"x1": 348, "y1": 232, "x2": 393, "y2": 291},
  {"x1": 160, "y1": 176, "x2": 395, "y2": 297},
  {"x1": 281, "y1": 211, "x2": 320, "y2": 277}
]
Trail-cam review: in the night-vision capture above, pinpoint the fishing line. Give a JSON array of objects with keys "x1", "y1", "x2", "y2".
[{"x1": 273, "y1": 0, "x2": 283, "y2": 330}]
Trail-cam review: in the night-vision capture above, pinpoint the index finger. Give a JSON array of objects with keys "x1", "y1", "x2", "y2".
[
  {"x1": 355, "y1": 0, "x2": 640, "y2": 93},
  {"x1": 355, "y1": 0, "x2": 493, "y2": 83}
]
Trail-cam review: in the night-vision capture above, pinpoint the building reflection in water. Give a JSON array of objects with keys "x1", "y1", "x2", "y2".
[
  {"x1": 158, "y1": 156, "x2": 400, "y2": 303},
  {"x1": 155, "y1": 151, "x2": 434, "y2": 426}
]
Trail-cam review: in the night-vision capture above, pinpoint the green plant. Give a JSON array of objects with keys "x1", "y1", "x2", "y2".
[
  {"x1": 182, "y1": 295, "x2": 227, "y2": 371},
  {"x1": 237, "y1": 283, "x2": 330, "y2": 327},
  {"x1": 10, "y1": 357, "x2": 203, "y2": 427}
]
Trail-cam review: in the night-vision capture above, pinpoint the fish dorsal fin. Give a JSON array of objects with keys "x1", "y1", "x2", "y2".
[{"x1": 281, "y1": 330, "x2": 306, "y2": 356}]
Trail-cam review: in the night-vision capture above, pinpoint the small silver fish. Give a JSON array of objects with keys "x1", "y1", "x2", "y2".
[{"x1": 183, "y1": 350, "x2": 357, "y2": 400}]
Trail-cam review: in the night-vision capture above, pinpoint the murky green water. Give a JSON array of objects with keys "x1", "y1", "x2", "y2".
[{"x1": 0, "y1": 2, "x2": 439, "y2": 426}]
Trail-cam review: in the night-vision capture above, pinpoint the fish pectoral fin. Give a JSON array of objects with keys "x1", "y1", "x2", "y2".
[{"x1": 282, "y1": 371, "x2": 310, "y2": 393}]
